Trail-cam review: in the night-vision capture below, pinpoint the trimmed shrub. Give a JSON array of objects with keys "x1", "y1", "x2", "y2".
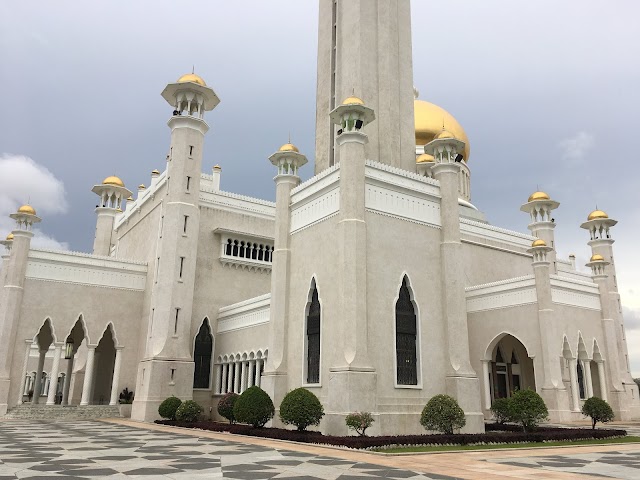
[
  {"x1": 119, "y1": 387, "x2": 134, "y2": 404},
  {"x1": 582, "y1": 396, "x2": 614, "y2": 429},
  {"x1": 346, "y1": 412, "x2": 375, "y2": 436},
  {"x1": 217, "y1": 392, "x2": 240, "y2": 424},
  {"x1": 158, "y1": 396, "x2": 182, "y2": 420},
  {"x1": 233, "y1": 386, "x2": 275, "y2": 428},
  {"x1": 279, "y1": 388, "x2": 325, "y2": 431},
  {"x1": 175, "y1": 400, "x2": 204, "y2": 422},
  {"x1": 490, "y1": 398, "x2": 512, "y2": 424},
  {"x1": 509, "y1": 388, "x2": 548, "y2": 432},
  {"x1": 420, "y1": 394, "x2": 466, "y2": 435}
]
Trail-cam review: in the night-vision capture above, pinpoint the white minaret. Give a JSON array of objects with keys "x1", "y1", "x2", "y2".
[
  {"x1": 424, "y1": 130, "x2": 483, "y2": 432},
  {"x1": 91, "y1": 176, "x2": 132, "y2": 256},
  {"x1": 581, "y1": 209, "x2": 639, "y2": 418},
  {"x1": 261, "y1": 141, "x2": 307, "y2": 419},
  {"x1": 132, "y1": 72, "x2": 219, "y2": 422},
  {"x1": 520, "y1": 191, "x2": 560, "y2": 273},
  {"x1": 0, "y1": 205, "x2": 40, "y2": 415},
  {"x1": 315, "y1": 0, "x2": 415, "y2": 173}
]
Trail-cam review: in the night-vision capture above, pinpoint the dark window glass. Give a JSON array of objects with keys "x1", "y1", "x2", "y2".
[
  {"x1": 396, "y1": 277, "x2": 417, "y2": 385},
  {"x1": 193, "y1": 321, "x2": 213, "y2": 389},
  {"x1": 577, "y1": 362, "x2": 586, "y2": 399},
  {"x1": 307, "y1": 287, "x2": 321, "y2": 384}
]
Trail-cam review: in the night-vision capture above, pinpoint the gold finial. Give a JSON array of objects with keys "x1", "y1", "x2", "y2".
[{"x1": 192, "y1": 65, "x2": 195, "y2": 74}]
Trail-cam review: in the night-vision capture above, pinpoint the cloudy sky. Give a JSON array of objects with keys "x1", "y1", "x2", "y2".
[{"x1": 1, "y1": 1, "x2": 640, "y2": 374}]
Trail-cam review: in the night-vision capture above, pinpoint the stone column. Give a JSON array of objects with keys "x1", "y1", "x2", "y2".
[
  {"x1": 80, "y1": 346, "x2": 96, "y2": 406},
  {"x1": 62, "y1": 354, "x2": 74, "y2": 406},
  {"x1": 597, "y1": 361, "x2": 608, "y2": 402},
  {"x1": 255, "y1": 360, "x2": 262, "y2": 388},
  {"x1": 17, "y1": 342, "x2": 32, "y2": 405},
  {"x1": 46, "y1": 344, "x2": 62, "y2": 405},
  {"x1": 233, "y1": 361, "x2": 241, "y2": 394},
  {"x1": 222, "y1": 363, "x2": 229, "y2": 394},
  {"x1": 248, "y1": 360, "x2": 256, "y2": 388},
  {"x1": 568, "y1": 358, "x2": 580, "y2": 412},
  {"x1": 583, "y1": 361, "x2": 594, "y2": 399},
  {"x1": 214, "y1": 364, "x2": 222, "y2": 394},
  {"x1": 32, "y1": 349, "x2": 47, "y2": 404},
  {"x1": 482, "y1": 360, "x2": 492, "y2": 410},
  {"x1": 240, "y1": 361, "x2": 247, "y2": 392},
  {"x1": 109, "y1": 348, "x2": 123, "y2": 406}
]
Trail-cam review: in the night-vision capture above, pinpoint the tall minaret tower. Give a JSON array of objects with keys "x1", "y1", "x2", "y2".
[
  {"x1": 131, "y1": 72, "x2": 219, "y2": 422},
  {"x1": 520, "y1": 191, "x2": 560, "y2": 273},
  {"x1": 91, "y1": 176, "x2": 131, "y2": 256},
  {"x1": 315, "y1": 0, "x2": 416, "y2": 174}
]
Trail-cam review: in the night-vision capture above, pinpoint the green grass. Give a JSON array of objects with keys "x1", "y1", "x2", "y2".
[{"x1": 374, "y1": 436, "x2": 640, "y2": 453}]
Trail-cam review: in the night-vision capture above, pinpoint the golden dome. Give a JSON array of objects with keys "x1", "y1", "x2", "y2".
[
  {"x1": 416, "y1": 153, "x2": 435, "y2": 163},
  {"x1": 532, "y1": 238, "x2": 547, "y2": 247},
  {"x1": 126, "y1": 196, "x2": 133, "y2": 201},
  {"x1": 6, "y1": 233, "x2": 14, "y2": 241},
  {"x1": 588, "y1": 209, "x2": 608, "y2": 221},
  {"x1": 528, "y1": 191, "x2": 550, "y2": 202},
  {"x1": 103, "y1": 176, "x2": 125, "y2": 187},
  {"x1": 414, "y1": 99, "x2": 470, "y2": 161},
  {"x1": 138, "y1": 184, "x2": 146, "y2": 190},
  {"x1": 151, "y1": 169, "x2": 160, "y2": 175},
  {"x1": 590, "y1": 253, "x2": 605, "y2": 262},
  {"x1": 342, "y1": 96, "x2": 365, "y2": 106},
  {"x1": 213, "y1": 164, "x2": 221, "y2": 170},
  {"x1": 435, "y1": 129, "x2": 456, "y2": 140},
  {"x1": 278, "y1": 143, "x2": 299, "y2": 153},
  {"x1": 177, "y1": 73, "x2": 206, "y2": 86},
  {"x1": 17, "y1": 204, "x2": 36, "y2": 216}
]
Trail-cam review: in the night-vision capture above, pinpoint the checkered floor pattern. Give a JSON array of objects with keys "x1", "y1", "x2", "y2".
[
  {"x1": 489, "y1": 450, "x2": 640, "y2": 480},
  {"x1": 0, "y1": 420, "x2": 456, "y2": 479}
]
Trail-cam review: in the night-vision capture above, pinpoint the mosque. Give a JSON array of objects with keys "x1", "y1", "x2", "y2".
[{"x1": 1, "y1": 0, "x2": 638, "y2": 435}]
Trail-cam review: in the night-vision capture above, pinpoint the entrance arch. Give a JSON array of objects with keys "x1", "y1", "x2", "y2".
[
  {"x1": 484, "y1": 333, "x2": 536, "y2": 405},
  {"x1": 92, "y1": 326, "x2": 117, "y2": 405}
]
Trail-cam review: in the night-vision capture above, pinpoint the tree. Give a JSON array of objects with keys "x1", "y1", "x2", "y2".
[
  {"x1": 420, "y1": 394, "x2": 466, "y2": 435},
  {"x1": 279, "y1": 388, "x2": 325, "y2": 431},
  {"x1": 582, "y1": 397, "x2": 614, "y2": 429},
  {"x1": 346, "y1": 412, "x2": 375, "y2": 436},
  {"x1": 217, "y1": 392, "x2": 240, "y2": 424},
  {"x1": 233, "y1": 386, "x2": 275, "y2": 428},
  {"x1": 508, "y1": 389, "x2": 548, "y2": 432},
  {"x1": 490, "y1": 398, "x2": 512, "y2": 424}
]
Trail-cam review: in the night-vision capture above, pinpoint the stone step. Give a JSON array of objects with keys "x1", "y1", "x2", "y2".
[{"x1": 4, "y1": 405, "x2": 121, "y2": 420}]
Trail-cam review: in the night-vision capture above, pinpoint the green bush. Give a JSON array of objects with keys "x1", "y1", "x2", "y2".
[
  {"x1": 346, "y1": 412, "x2": 375, "y2": 436},
  {"x1": 582, "y1": 397, "x2": 614, "y2": 429},
  {"x1": 420, "y1": 394, "x2": 466, "y2": 435},
  {"x1": 217, "y1": 392, "x2": 240, "y2": 424},
  {"x1": 158, "y1": 396, "x2": 182, "y2": 420},
  {"x1": 509, "y1": 388, "x2": 548, "y2": 432},
  {"x1": 175, "y1": 400, "x2": 204, "y2": 422},
  {"x1": 233, "y1": 386, "x2": 275, "y2": 428},
  {"x1": 490, "y1": 398, "x2": 512, "y2": 424},
  {"x1": 279, "y1": 388, "x2": 325, "y2": 431}
]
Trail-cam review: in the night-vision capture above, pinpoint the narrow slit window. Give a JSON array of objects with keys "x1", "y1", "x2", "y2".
[
  {"x1": 179, "y1": 257, "x2": 185, "y2": 279},
  {"x1": 155, "y1": 257, "x2": 160, "y2": 282},
  {"x1": 186, "y1": 176, "x2": 191, "y2": 191},
  {"x1": 183, "y1": 215, "x2": 188, "y2": 234},
  {"x1": 189, "y1": 145, "x2": 194, "y2": 156},
  {"x1": 174, "y1": 308, "x2": 180, "y2": 334}
]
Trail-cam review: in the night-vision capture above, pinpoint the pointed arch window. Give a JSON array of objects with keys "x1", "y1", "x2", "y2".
[
  {"x1": 577, "y1": 361, "x2": 586, "y2": 399},
  {"x1": 193, "y1": 320, "x2": 213, "y2": 389},
  {"x1": 396, "y1": 277, "x2": 418, "y2": 385},
  {"x1": 306, "y1": 285, "x2": 321, "y2": 384}
]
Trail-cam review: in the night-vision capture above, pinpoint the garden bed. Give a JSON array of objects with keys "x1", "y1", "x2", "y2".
[{"x1": 155, "y1": 420, "x2": 628, "y2": 450}]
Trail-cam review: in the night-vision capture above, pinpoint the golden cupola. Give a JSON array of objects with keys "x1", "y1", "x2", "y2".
[
  {"x1": 278, "y1": 143, "x2": 300, "y2": 153},
  {"x1": 177, "y1": 73, "x2": 206, "y2": 86},
  {"x1": 588, "y1": 209, "x2": 608, "y2": 221},
  {"x1": 17, "y1": 204, "x2": 36, "y2": 216},
  {"x1": 102, "y1": 176, "x2": 125, "y2": 188},
  {"x1": 528, "y1": 191, "x2": 550, "y2": 202},
  {"x1": 414, "y1": 96, "x2": 470, "y2": 161}
]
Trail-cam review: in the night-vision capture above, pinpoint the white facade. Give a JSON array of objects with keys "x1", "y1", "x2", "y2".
[{"x1": 1, "y1": 0, "x2": 639, "y2": 434}]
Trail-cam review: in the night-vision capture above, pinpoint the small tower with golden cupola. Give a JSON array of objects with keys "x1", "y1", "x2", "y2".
[
  {"x1": 131, "y1": 71, "x2": 220, "y2": 422},
  {"x1": 91, "y1": 176, "x2": 131, "y2": 256},
  {"x1": 520, "y1": 190, "x2": 560, "y2": 273},
  {"x1": 0, "y1": 205, "x2": 41, "y2": 414}
]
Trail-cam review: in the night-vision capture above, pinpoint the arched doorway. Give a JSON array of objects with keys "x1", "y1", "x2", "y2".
[
  {"x1": 92, "y1": 327, "x2": 116, "y2": 405},
  {"x1": 487, "y1": 334, "x2": 536, "y2": 403},
  {"x1": 62, "y1": 317, "x2": 89, "y2": 406},
  {"x1": 193, "y1": 319, "x2": 213, "y2": 389}
]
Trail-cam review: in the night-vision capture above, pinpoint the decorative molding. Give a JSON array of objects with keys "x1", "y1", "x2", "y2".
[
  {"x1": 114, "y1": 172, "x2": 167, "y2": 229},
  {"x1": 26, "y1": 249, "x2": 147, "y2": 291},
  {"x1": 466, "y1": 276, "x2": 537, "y2": 313},
  {"x1": 364, "y1": 159, "x2": 439, "y2": 186},
  {"x1": 291, "y1": 163, "x2": 340, "y2": 196},
  {"x1": 217, "y1": 294, "x2": 271, "y2": 333},
  {"x1": 219, "y1": 256, "x2": 272, "y2": 273},
  {"x1": 550, "y1": 274, "x2": 601, "y2": 311},
  {"x1": 291, "y1": 187, "x2": 340, "y2": 233},
  {"x1": 29, "y1": 248, "x2": 147, "y2": 266},
  {"x1": 200, "y1": 189, "x2": 275, "y2": 219},
  {"x1": 365, "y1": 184, "x2": 441, "y2": 226},
  {"x1": 460, "y1": 218, "x2": 534, "y2": 249}
]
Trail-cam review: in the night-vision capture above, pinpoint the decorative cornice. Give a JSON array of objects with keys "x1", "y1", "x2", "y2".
[
  {"x1": 29, "y1": 248, "x2": 147, "y2": 267},
  {"x1": 219, "y1": 256, "x2": 272, "y2": 273},
  {"x1": 364, "y1": 159, "x2": 438, "y2": 186},
  {"x1": 364, "y1": 209, "x2": 441, "y2": 230},
  {"x1": 291, "y1": 163, "x2": 341, "y2": 195},
  {"x1": 460, "y1": 217, "x2": 534, "y2": 242},
  {"x1": 466, "y1": 275, "x2": 536, "y2": 292},
  {"x1": 25, "y1": 277, "x2": 146, "y2": 292},
  {"x1": 201, "y1": 189, "x2": 276, "y2": 208}
]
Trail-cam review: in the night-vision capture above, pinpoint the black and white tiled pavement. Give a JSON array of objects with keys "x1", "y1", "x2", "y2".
[
  {"x1": 0, "y1": 421, "x2": 456, "y2": 479},
  {"x1": 489, "y1": 450, "x2": 640, "y2": 480}
]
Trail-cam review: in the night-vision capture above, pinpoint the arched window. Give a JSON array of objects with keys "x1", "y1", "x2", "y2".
[
  {"x1": 577, "y1": 361, "x2": 586, "y2": 399},
  {"x1": 193, "y1": 320, "x2": 213, "y2": 389},
  {"x1": 306, "y1": 285, "x2": 321, "y2": 384},
  {"x1": 396, "y1": 277, "x2": 417, "y2": 385}
]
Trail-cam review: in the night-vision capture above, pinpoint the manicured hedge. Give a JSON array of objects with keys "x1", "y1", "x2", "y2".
[{"x1": 155, "y1": 420, "x2": 627, "y2": 450}]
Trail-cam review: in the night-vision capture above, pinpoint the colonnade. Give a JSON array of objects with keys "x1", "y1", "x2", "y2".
[{"x1": 214, "y1": 354, "x2": 267, "y2": 395}]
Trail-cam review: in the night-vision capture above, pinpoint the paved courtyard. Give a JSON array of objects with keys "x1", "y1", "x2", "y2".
[{"x1": 1, "y1": 419, "x2": 639, "y2": 479}]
